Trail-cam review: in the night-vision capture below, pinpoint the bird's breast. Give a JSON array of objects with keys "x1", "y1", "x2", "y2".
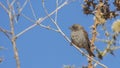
[{"x1": 71, "y1": 31, "x2": 88, "y2": 48}]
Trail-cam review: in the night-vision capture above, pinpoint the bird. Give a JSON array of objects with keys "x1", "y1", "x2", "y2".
[{"x1": 70, "y1": 24, "x2": 95, "y2": 57}]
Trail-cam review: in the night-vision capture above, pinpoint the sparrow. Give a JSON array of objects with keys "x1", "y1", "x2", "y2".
[{"x1": 70, "y1": 24, "x2": 95, "y2": 57}]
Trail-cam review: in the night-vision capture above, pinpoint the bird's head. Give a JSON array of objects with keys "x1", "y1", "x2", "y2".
[{"x1": 69, "y1": 24, "x2": 83, "y2": 31}]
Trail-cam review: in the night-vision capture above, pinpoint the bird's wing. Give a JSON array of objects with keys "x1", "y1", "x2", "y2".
[{"x1": 83, "y1": 29, "x2": 91, "y2": 49}]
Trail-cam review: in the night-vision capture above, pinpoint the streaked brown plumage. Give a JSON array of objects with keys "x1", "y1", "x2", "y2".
[{"x1": 70, "y1": 24, "x2": 95, "y2": 57}]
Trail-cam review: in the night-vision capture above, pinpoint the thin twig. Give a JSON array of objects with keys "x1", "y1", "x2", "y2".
[
  {"x1": 0, "y1": 27, "x2": 11, "y2": 40},
  {"x1": 21, "y1": 13, "x2": 35, "y2": 23},
  {"x1": 96, "y1": 38, "x2": 109, "y2": 43},
  {"x1": 12, "y1": 4, "x2": 18, "y2": 23},
  {"x1": 6, "y1": 0, "x2": 10, "y2": 7},
  {"x1": 38, "y1": 24, "x2": 59, "y2": 32},
  {"x1": 21, "y1": 13, "x2": 58, "y2": 32},
  {"x1": 22, "y1": 13, "x2": 58, "y2": 32},
  {"x1": 111, "y1": 46, "x2": 120, "y2": 50},
  {"x1": 0, "y1": 2, "x2": 9, "y2": 13},
  {"x1": 28, "y1": 0, "x2": 37, "y2": 20},
  {"x1": 10, "y1": 0, "x2": 16, "y2": 6},
  {"x1": 16, "y1": 1, "x2": 68, "y2": 38},
  {"x1": 55, "y1": 0, "x2": 59, "y2": 23},
  {"x1": 0, "y1": 27, "x2": 11, "y2": 34},
  {"x1": 41, "y1": 0, "x2": 68, "y2": 22},
  {"x1": 59, "y1": 0, "x2": 63, "y2": 4},
  {"x1": 16, "y1": 22, "x2": 38, "y2": 38},
  {"x1": 18, "y1": 0, "x2": 28, "y2": 14}
]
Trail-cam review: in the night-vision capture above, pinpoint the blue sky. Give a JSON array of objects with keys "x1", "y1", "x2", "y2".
[{"x1": 0, "y1": 0, "x2": 120, "y2": 68}]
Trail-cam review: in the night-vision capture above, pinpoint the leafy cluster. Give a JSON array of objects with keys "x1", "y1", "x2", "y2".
[
  {"x1": 83, "y1": 0, "x2": 119, "y2": 21},
  {"x1": 113, "y1": 0, "x2": 120, "y2": 11}
]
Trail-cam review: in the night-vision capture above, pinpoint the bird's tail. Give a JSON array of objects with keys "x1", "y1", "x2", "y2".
[{"x1": 87, "y1": 49, "x2": 95, "y2": 57}]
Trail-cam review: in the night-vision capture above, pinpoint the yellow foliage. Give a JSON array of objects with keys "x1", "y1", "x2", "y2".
[{"x1": 112, "y1": 20, "x2": 120, "y2": 33}]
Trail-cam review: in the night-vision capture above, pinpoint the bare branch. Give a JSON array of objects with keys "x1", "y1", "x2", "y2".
[
  {"x1": 21, "y1": 13, "x2": 35, "y2": 23},
  {"x1": 38, "y1": 24, "x2": 59, "y2": 32},
  {"x1": 41, "y1": 0, "x2": 68, "y2": 22},
  {"x1": 16, "y1": 22, "x2": 38, "y2": 38},
  {"x1": 16, "y1": 1, "x2": 68, "y2": 38},
  {"x1": 28, "y1": 0, "x2": 37, "y2": 20},
  {"x1": 8, "y1": 2, "x2": 20, "y2": 68},
  {"x1": 18, "y1": 0, "x2": 29, "y2": 14},
  {"x1": 0, "y1": 2, "x2": 9, "y2": 13},
  {"x1": 0, "y1": 27, "x2": 11, "y2": 40},
  {"x1": 6, "y1": 0, "x2": 10, "y2": 6},
  {"x1": 55, "y1": 0, "x2": 59, "y2": 23},
  {"x1": 12, "y1": 4, "x2": 18, "y2": 23},
  {"x1": 10, "y1": 0, "x2": 16, "y2": 6}
]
